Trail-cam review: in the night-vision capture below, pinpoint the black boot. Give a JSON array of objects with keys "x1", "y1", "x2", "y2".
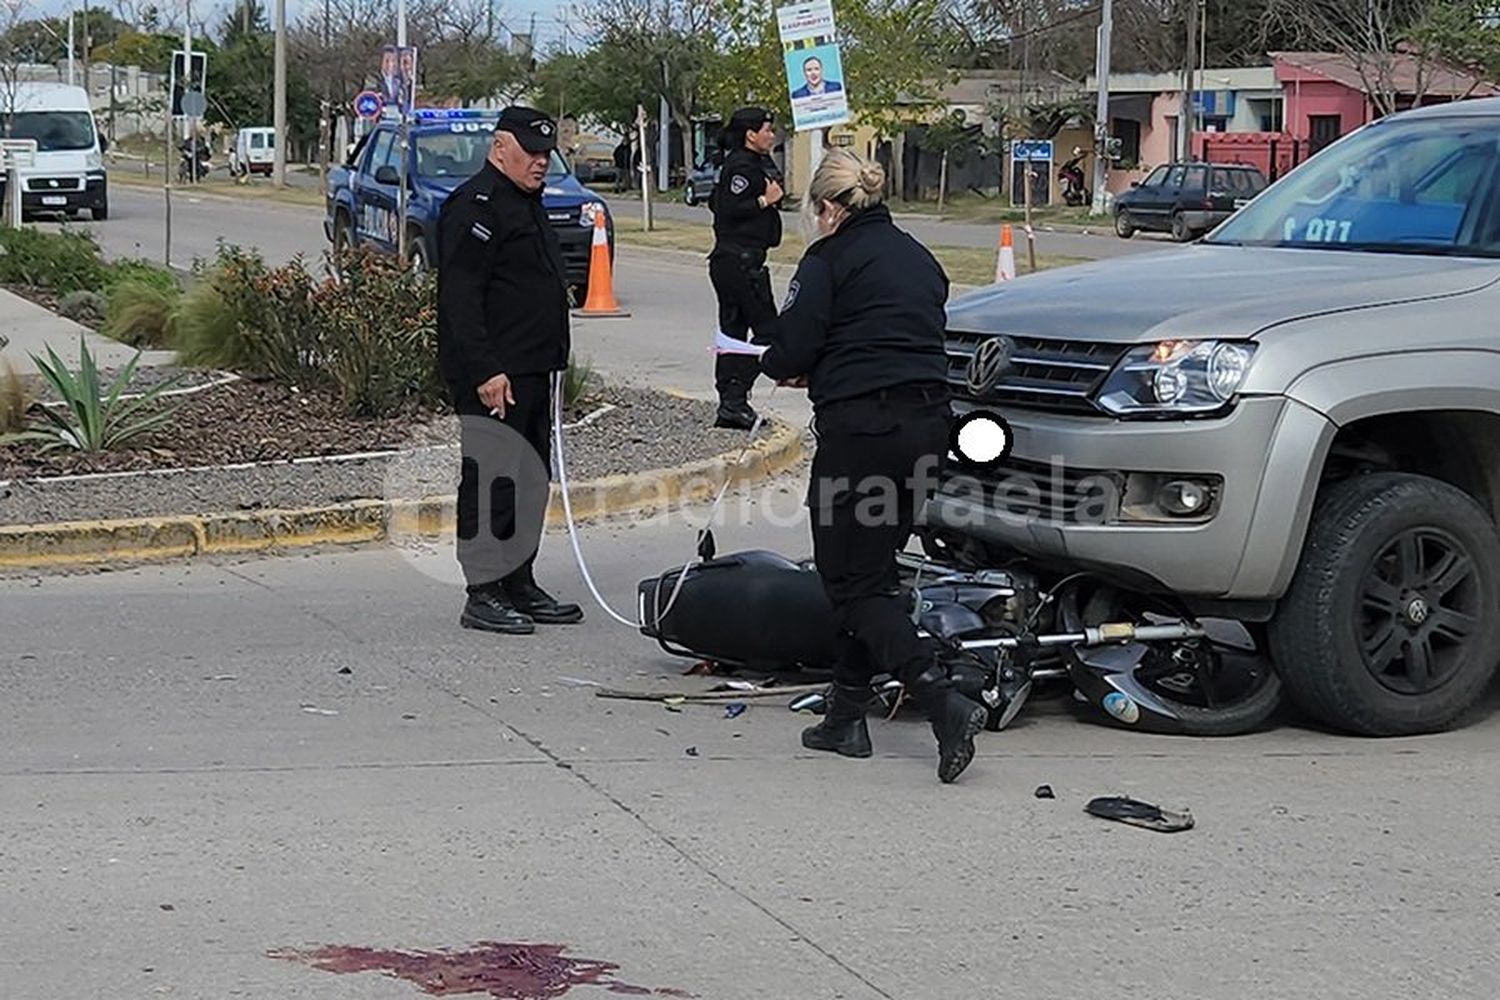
[
  {"x1": 461, "y1": 586, "x2": 536, "y2": 635},
  {"x1": 801, "y1": 684, "x2": 873, "y2": 758},
  {"x1": 503, "y1": 573, "x2": 585, "y2": 625},
  {"x1": 714, "y1": 354, "x2": 760, "y2": 430},
  {"x1": 908, "y1": 666, "x2": 988, "y2": 783}
]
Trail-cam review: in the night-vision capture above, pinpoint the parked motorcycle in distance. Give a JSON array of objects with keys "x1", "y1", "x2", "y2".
[{"x1": 1059, "y1": 147, "x2": 1090, "y2": 207}]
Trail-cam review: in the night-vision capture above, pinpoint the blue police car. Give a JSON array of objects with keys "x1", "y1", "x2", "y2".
[{"x1": 324, "y1": 108, "x2": 613, "y2": 298}]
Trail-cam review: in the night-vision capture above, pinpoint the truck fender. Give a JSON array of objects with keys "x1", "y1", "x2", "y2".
[{"x1": 1286, "y1": 350, "x2": 1500, "y2": 426}]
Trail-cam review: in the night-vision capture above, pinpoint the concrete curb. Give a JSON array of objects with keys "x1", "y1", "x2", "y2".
[{"x1": 0, "y1": 420, "x2": 805, "y2": 572}]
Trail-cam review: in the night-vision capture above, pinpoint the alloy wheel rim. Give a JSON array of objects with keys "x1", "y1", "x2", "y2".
[{"x1": 1358, "y1": 527, "x2": 1480, "y2": 695}]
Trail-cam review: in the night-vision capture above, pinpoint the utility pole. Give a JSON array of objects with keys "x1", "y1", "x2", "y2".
[
  {"x1": 1089, "y1": 0, "x2": 1112, "y2": 216},
  {"x1": 67, "y1": 12, "x2": 75, "y2": 86},
  {"x1": 396, "y1": 0, "x2": 410, "y2": 262},
  {"x1": 1181, "y1": 0, "x2": 1198, "y2": 162},
  {"x1": 658, "y1": 60, "x2": 669, "y2": 193},
  {"x1": 80, "y1": 3, "x2": 89, "y2": 88},
  {"x1": 184, "y1": 2, "x2": 194, "y2": 185},
  {"x1": 273, "y1": 0, "x2": 286, "y2": 186}
]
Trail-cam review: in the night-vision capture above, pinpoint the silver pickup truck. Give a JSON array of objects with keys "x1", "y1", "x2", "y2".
[{"x1": 926, "y1": 98, "x2": 1500, "y2": 737}]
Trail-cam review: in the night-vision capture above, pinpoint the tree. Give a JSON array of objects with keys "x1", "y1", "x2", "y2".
[
  {"x1": 1259, "y1": 0, "x2": 1473, "y2": 113},
  {"x1": 96, "y1": 30, "x2": 178, "y2": 73},
  {"x1": 1408, "y1": 0, "x2": 1500, "y2": 82}
]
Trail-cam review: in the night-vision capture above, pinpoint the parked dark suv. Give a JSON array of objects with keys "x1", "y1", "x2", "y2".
[{"x1": 1114, "y1": 162, "x2": 1267, "y2": 241}]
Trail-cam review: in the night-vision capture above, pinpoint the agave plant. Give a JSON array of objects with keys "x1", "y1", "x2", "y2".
[{"x1": 1, "y1": 338, "x2": 185, "y2": 454}]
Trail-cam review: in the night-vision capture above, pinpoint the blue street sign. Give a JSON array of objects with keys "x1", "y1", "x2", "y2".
[
  {"x1": 354, "y1": 91, "x2": 384, "y2": 119},
  {"x1": 1011, "y1": 139, "x2": 1054, "y2": 162}
]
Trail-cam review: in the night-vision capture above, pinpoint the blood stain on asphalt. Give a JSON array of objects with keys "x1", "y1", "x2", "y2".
[{"x1": 268, "y1": 942, "x2": 693, "y2": 998}]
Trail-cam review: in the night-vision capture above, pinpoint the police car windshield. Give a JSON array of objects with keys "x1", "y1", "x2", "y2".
[
  {"x1": 1206, "y1": 117, "x2": 1500, "y2": 257},
  {"x1": 8, "y1": 111, "x2": 95, "y2": 151},
  {"x1": 415, "y1": 130, "x2": 569, "y2": 181}
]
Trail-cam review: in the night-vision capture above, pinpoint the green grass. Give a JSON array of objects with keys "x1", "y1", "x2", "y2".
[
  {"x1": 614, "y1": 219, "x2": 1086, "y2": 286},
  {"x1": 109, "y1": 170, "x2": 328, "y2": 209},
  {"x1": 895, "y1": 193, "x2": 1103, "y2": 228}
]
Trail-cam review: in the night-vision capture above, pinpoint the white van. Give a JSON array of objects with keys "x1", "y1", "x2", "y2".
[
  {"x1": 0, "y1": 82, "x2": 108, "y2": 221},
  {"x1": 229, "y1": 126, "x2": 275, "y2": 177}
]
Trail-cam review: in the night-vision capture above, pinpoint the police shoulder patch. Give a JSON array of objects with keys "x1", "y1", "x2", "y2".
[
  {"x1": 729, "y1": 174, "x2": 750, "y2": 195},
  {"x1": 470, "y1": 222, "x2": 492, "y2": 242},
  {"x1": 782, "y1": 279, "x2": 800, "y2": 311}
]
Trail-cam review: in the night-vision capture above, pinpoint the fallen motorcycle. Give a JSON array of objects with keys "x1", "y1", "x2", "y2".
[{"x1": 636, "y1": 544, "x2": 1282, "y2": 736}]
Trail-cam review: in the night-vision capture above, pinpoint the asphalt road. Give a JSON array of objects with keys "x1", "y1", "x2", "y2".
[{"x1": 6, "y1": 512, "x2": 1500, "y2": 999}]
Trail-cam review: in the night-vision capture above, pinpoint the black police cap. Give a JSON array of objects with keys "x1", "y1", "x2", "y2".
[
  {"x1": 729, "y1": 107, "x2": 774, "y2": 133},
  {"x1": 494, "y1": 106, "x2": 559, "y2": 153}
]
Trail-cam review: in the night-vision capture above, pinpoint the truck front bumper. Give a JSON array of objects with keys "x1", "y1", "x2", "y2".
[
  {"x1": 8, "y1": 172, "x2": 106, "y2": 215},
  {"x1": 922, "y1": 395, "x2": 1336, "y2": 601}
]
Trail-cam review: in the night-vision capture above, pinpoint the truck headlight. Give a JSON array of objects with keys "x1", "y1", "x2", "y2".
[
  {"x1": 579, "y1": 201, "x2": 606, "y2": 227},
  {"x1": 85, "y1": 152, "x2": 102, "y2": 171},
  {"x1": 1096, "y1": 340, "x2": 1255, "y2": 416}
]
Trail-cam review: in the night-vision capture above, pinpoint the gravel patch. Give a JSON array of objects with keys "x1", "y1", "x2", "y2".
[{"x1": 0, "y1": 384, "x2": 770, "y2": 525}]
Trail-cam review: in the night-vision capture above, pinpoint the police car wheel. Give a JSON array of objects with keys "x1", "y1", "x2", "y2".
[{"x1": 407, "y1": 241, "x2": 430, "y2": 275}]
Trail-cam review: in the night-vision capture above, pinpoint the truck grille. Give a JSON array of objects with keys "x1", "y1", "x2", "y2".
[
  {"x1": 945, "y1": 331, "x2": 1128, "y2": 415},
  {"x1": 939, "y1": 456, "x2": 1123, "y2": 524},
  {"x1": 23, "y1": 177, "x2": 83, "y2": 192}
]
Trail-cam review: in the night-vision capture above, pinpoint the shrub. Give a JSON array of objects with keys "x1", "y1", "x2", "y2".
[
  {"x1": 103, "y1": 258, "x2": 180, "y2": 296},
  {"x1": 315, "y1": 246, "x2": 442, "y2": 416},
  {"x1": 0, "y1": 226, "x2": 107, "y2": 294},
  {"x1": 173, "y1": 244, "x2": 320, "y2": 383},
  {"x1": 58, "y1": 290, "x2": 109, "y2": 327},
  {"x1": 564, "y1": 355, "x2": 601, "y2": 409},
  {"x1": 172, "y1": 277, "x2": 242, "y2": 369},
  {"x1": 104, "y1": 278, "x2": 180, "y2": 348},
  {"x1": 3, "y1": 338, "x2": 184, "y2": 453},
  {"x1": 0, "y1": 359, "x2": 30, "y2": 435}
]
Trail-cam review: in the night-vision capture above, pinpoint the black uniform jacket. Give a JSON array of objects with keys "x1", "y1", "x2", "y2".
[
  {"x1": 710, "y1": 147, "x2": 783, "y2": 254},
  {"x1": 758, "y1": 204, "x2": 950, "y2": 409},
  {"x1": 436, "y1": 161, "x2": 571, "y2": 389}
]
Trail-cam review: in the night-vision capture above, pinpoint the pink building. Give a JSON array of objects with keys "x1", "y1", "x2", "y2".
[{"x1": 1273, "y1": 51, "x2": 1499, "y2": 154}]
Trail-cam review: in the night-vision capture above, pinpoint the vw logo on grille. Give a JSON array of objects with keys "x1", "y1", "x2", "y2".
[{"x1": 965, "y1": 335, "x2": 1014, "y2": 397}]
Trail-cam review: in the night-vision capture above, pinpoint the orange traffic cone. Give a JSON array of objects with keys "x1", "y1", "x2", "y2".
[
  {"x1": 994, "y1": 224, "x2": 1017, "y2": 282},
  {"x1": 572, "y1": 209, "x2": 630, "y2": 318}
]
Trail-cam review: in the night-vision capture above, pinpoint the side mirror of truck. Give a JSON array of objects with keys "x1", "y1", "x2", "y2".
[{"x1": 375, "y1": 165, "x2": 399, "y2": 186}]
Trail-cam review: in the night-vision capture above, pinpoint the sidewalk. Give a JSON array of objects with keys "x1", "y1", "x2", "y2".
[{"x1": 0, "y1": 290, "x2": 175, "y2": 376}]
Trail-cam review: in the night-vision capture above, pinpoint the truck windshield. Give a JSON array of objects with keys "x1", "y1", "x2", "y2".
[
  {"x1": 6, "y1": 111, "x2": 96, "y2": 151},
  {"x1": 415, "y1": 131, "x2": 569, "y2": 181},
  {"x1": 1206, "y1": 118, "x2": 1500, "y2": 257}
]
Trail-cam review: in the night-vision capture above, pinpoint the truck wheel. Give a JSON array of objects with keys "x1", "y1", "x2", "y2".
[
  {"x1": 1268, "y1": 473, "x2": 1500, "y2": 736},
  {"x1": 407, "y1": 237, "x2": 431, "y2": 275},
  {"x1": 333, "y1": 212, "x2": 353, "y2": 254},
  {"x1": 1114, "y1": 210, "x2": 1136, "y2": 239},
  {"x1": 91, "y1": 197, "x2": 108, "y2": 222}
]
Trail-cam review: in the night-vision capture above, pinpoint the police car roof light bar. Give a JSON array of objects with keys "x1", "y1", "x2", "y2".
[{"x1": 412, "y1": 108, "x2": 501, "y2": 122}]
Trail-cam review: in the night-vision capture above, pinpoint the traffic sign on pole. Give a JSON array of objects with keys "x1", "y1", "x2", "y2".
[{"x1": 354, "y1": 91, "x2": 384, "y2": 120}]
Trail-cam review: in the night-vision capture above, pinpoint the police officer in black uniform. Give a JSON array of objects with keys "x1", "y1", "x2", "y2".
[
  {"x1": 759, "y1": 148, "x2": 988, "y2": 784},
  {"x1": 708, "y1": 107, "x2": 784, "y2": 429},
  {"x1": 437, "y1": 106, "x2": 585, "y2": 635}
]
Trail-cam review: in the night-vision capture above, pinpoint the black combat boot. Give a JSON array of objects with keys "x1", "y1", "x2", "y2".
[
  {"x1": 801, "y1": 684, "x2": 873, "y2": 758},
  {"x1": 503, "y1": 568, "x2": 585, "y2": 625},
  {"x1": 908, "y1": 666, "x2": 988, "y2": 783},
  {"x1": 461, "y1": 586, "x2": 536, "y2": 635},
  {"x1": 714, "y1": 355, "x2": 760, "y2": 430}
]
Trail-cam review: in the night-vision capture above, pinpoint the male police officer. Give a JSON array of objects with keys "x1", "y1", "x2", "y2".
[
  {"x1": 437, "y1": 106, "x2": 585, "y2": 635},
  {"x1": 708, "y1": 107, "x2": 784, "y2": 430}
]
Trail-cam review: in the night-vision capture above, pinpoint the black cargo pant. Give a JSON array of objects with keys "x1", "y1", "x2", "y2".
[
  {"x1": 808, "y1": 383, "x2": 953, "y2": 691},
  {"x1": 708, "y1": 247, "x2": 776, "y2": 409},
  {"x1": 451, "y1": 373, "x2": 553, "y2": 592}
]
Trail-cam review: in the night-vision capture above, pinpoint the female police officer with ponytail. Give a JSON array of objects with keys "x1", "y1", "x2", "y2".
[{"x1": 757, "y1": 148, "x2": 988, "y2": 784}]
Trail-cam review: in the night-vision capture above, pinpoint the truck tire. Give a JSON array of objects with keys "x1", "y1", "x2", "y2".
[
  {"x1": 407, "y1": 235, "x2": 431, "y2": 275},
  {"x1": 1114, "y1": 210, "x2": 1136, "y2": 239},
  {"x1": 91, "y1": 196, "x2": 108, "y2": 222},
  {"x1": 1268, "y1": 473, "x2": 1500, "y2": 736},
  {"x1": 333, "y1": 211, "x2": 353, "y2": 254}
]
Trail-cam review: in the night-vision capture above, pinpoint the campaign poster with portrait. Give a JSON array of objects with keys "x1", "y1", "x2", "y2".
[
  {"x1": 377, "y1": 44, "x2": 419, "y2": 116},
  {"x1": 776, "y1": 1, "x2": 851, "y2": 131}
]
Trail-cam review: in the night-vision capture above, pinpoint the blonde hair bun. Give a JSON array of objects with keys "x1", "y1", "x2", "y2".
[{"x1": 807, "y1": 148, "x2": 887, "y2": 213}]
